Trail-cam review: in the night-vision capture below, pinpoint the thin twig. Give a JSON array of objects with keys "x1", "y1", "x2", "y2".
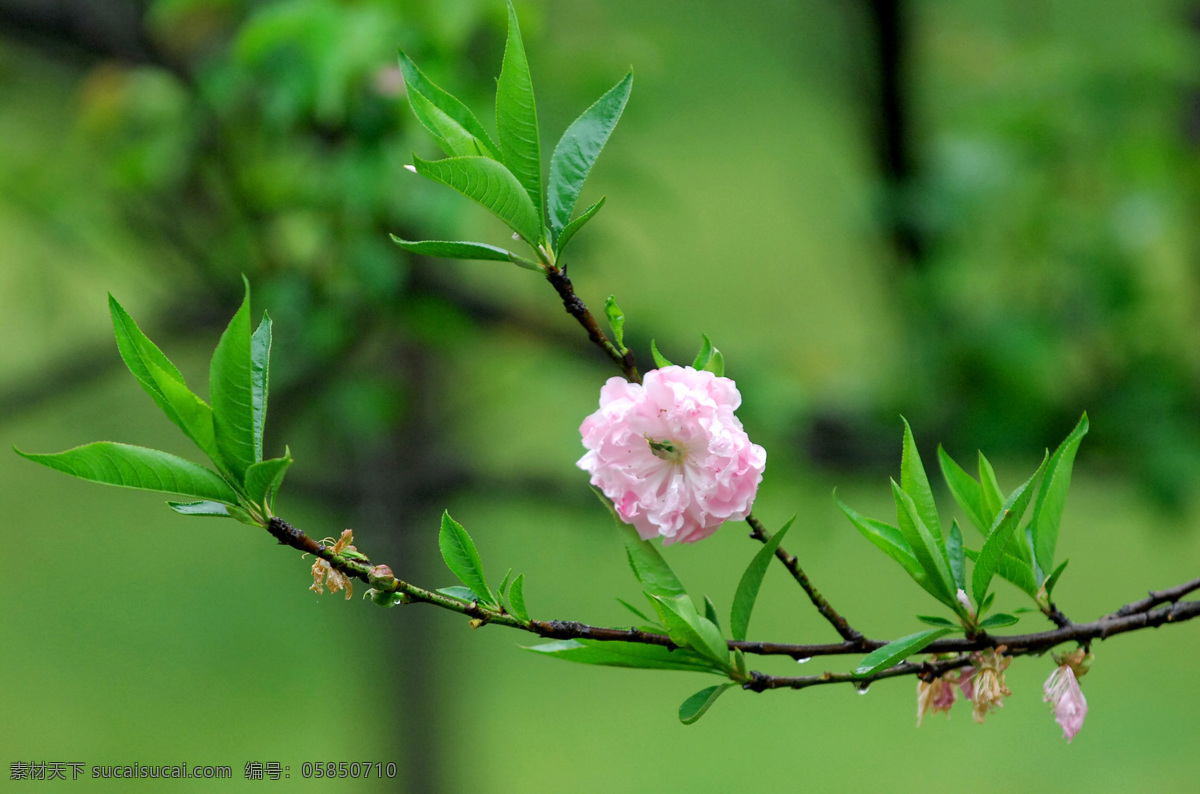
[
  {"x1": 268, "y1": 515, "x2": 1200, "y2": 695},
  {"x1": 541, "y1": 261, "x2": 864, "y2": 643}
]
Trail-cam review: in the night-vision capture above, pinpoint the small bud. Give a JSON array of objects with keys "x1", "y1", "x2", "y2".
[
  {"x1": 369, "y1": 564, "x2": 397, "y2": 589},
  {"x1": 956, "y1": 588, "x2": 974, "y2": 617},
  {"x1": 469, "y1": 618, "x2": 485, "y2": 629},
  {"x1": 404, "y1": 164, "x2": 417, "y2": 173}
]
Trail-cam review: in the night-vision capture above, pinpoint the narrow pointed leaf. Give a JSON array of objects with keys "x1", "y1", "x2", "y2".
[
  {"x1": 498, "y1": 569, "x2": 514, "y2": 599},
  {"x1": 692, "y1": 334, "x2": 714, "y2": 369},
  {"x1": 209, "y1": 280, "x2": 256, "y2": 481},
  {"x1": 397, "y1": 49, "x2": 500, "y2": 158},
  {"x1": 650, "y1": 340, "x2": 673, "y2": 369},
  {"x1": 437, "y1": 586, "x2": 477, "y2": 602},
  {"x1": 900, "y1": 418, "x2": 943, "y2": 550},
  {"x1": 679, "y1": 683, "x2": 734, "y2": 725},
  {"x1": 495, "y1": 2, "x2": 543, "y2": 226},
  {"x1": 407, "y1": 86, "x2": 492, "y2": 157},
  {"x1": 836, "y1": 494, "x2": 923, "y2": 581},
  {"x1": 168, "y1": 500, "x2": 233, "y2": 517},
  {"x1": 978, "y1": 453, "x2": 1004, "y2": 522},
  {"x1": 18, "y1": 442, "x2": 238, "y2": 503},
  {"x1": 250, "y1": 313, "x2": 271, "y2": 463},
  {"x1": 730, "y1": 517, "x2": 793, "y2": 641},
  {"x1": 938, "y1": 445, "x2": 987, "y2": 533},
  {"x1": 621, "y1": 525, "x2": 686, "y2": 599},
  {"x1": 110, "y1": 295, "x2": 221, "y2": 464},
  {"x1": 605, "y1": 293, "x2": 626, "y2": 351},
  {"x1": 1031, "y1": 414, "x2": 1089, "y2": 576},
  {"x1": 892, "y1": 482, "x2": 956, "y2": 606},
  {"x1": 647, "y1": 594, "x2": 728, "y2": 665},
  {"x1": 703, "y1": 595, "x2": 721, "y2": 631},
  {"x1": 916, "y1": 615, "x2": 956, "y2": 627},
  {"x1": 977, "y1": 613, "x2": 1019, "y2": 630},
  {"x1": 1044, "y1": 559, "x2": 1070, "y2": 598},
  {"x1": 438, "y1": 511, "x2": 494, "y2": 606},
  {"x1": 508, "y1": 573, "x2": 529, "y2": 622},
  {"x1": 554, "y1": 195, "x2": 605, "y2": 256},
  {"x1": 524, "y1": 639, "x2": 723, "y2": 673},
  {"x1": 144, "y1": 359, "x2": 221, "y2": 468},
  {"x1": 854, "y1": 627, "x2": 953, "y2": 677},
  {"x1": 704, "y1": 349, "x2": 725, "y2": 377},
  {"x1": 244, "y1": 452, "x2": 291, "y2": 508},
  {"x1": 548, "y1": 71, "x2": 632, "y2": 235},
  {"x1": 412, "y1": 155, "x2": 541, "y2": 245},
  {"x1": 390, "y1": 235, "x2": 515, "y2": 262},
  {"x1": 971, "y1": 458, "x2": 1046, "y2": 606},
  {"x1": 947, "y1": 520, "x2": 967, "y2": 592}
]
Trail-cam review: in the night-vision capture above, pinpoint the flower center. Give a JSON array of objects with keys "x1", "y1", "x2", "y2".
[{"x1": 646, "y1": 436, "x2": 686, "y2": 464}]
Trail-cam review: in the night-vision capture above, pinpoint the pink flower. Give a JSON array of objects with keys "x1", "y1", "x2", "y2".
[
  {"x1": 916, "y1": 670, "x2": 960, "y2": 726},
  {"x1": 1044, "y1": 650, "x2": 1090, "y2": 743},
  {"x1": 578, "y1": 366, "x2": 766, "y2": 544}
]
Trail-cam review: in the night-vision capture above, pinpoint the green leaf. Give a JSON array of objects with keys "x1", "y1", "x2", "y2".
[
  {"x1": 109, "y1": 295, "x2": 222, "y2": 467},
  {"x1": 390, "y1": 235, "x2": 516, "y2": 263},
  {"x1": 1044, "y1": 558, "x2": 1070, "y2": 598},
  {"x1": 703, "y1": 595, "x2": 722, "y2": 631},
  {"x1": 167, "y1": 500, "x2": 232, "y2": 517},
  {"x1": 892, "y1": 481, "x2": 956, "y2": 607},
  {"x1": 704, "y1": 349, "x2": 725, "y2": 378},
  {"x1": 621, "y1": 525, "x2": 687, "y2": 599},
  {"x1": 692, "y1": 334, "x2": 714, "y2": 369},
  {"x1": 244, "y1": 450, "x2": 292, "y2": 509},
  {"x1": 397, "y1": 49, "x2": 500, "y2": 159},
  {"x1": 17, "y1": 442, "x2": 238, "y2": 503},
  {"x1": 835, "y1": 494, "x2": 924, "y2": 582},
  {"x1": 412, "y1": 155, "x2": 542, "y2": 245},
  {"x1": 994, "y1": 552, "x2": 1039, "y2": 597},
  {"x1": 144, "y1": 360, "x2": 221, "y2": 468},
  {"x1": 679, "y1": 683, "x2": 735, "y2": 725},
  {"x1": 407, "y1": 82, "x2": 493, "y2": 158},
  {"x1": 730, "y1": 517, "x2": 793, "y2": 641},
  {"x1": 524, "y1": 639, "x2": 723, "y2": 673},
  {"x1": 947, "y1": 520, "x2": 967, "y2": 593},
  {"x1": 938, "y1": 445, "x2": 987, "y2": 533},
  {"x1": 605, "y1": 294, "x2": 626, "y2": 352},
  {"x1": 209, "y1": 279, "x2": 257, "y2": 482},
  {"x1": 650, "y1": 339, "x2": 673, "y2": 369},
  {"x1": 916, "y1": 615, "x2": 956, "y2": 627},
  {"x1": 498, "y1": 568, "x2": 514, "y2": 599},
  {"x1": 971, "y1": 458, "x2": 1045, "y2": 606},
  {"x1": 547, "y1": 71, "x2": 632, "y2": 237},
  {"x1": 854, "y1": 627, "x2": 953, "y2": 677},
  {"x1": 508, "y1": 573, "x2": 529, "y2": 622},
  {"x1": 1030, "y1": 414, "x2": 1089, "y2": 578},
  {"x1": 437, "y1": 585, "x2": 477, "y2": 602},
  {"x1": 495, "y1": 2, "x2": 543, "y2": 228},
  {"x1": 647, "y1": 594, "x2": 729, "y2": 665},
  {"x1": 978, "y1": 453, "x2": 1004, "y2": 522},
  {"x1": 554, "y1": 196, "x2": 605, "y2": 257},
  {"x1": 438, "y1": 511, "x2": 495, "y2": 607},
  {"x1": 250, "y1": 313, "x2": 271, "y2": 464},
  {"x1": 900, "y1": 418, "x2": 944, "y2": 551},
  {"x1": 977, "y1": 613, "x2": 1019, "y2": 630}
]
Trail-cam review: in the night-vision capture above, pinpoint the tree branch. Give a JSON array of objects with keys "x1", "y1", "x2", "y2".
[{"x1": 266, "y1": 515, "x2": 1199, "y2": 695}]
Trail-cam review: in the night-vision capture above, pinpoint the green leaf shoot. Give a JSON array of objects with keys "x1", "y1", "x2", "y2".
[
  {"x1": 678, "y1": 683, "x2": 735, "y2": 725},
  {"x1": 17, "y1": 442, "x2": 239, "y2": 504},
  {"x1": 1030, "y1": 413, "x2": 1089, "y2": 578},
  {"x1": 524, "y1": 639, "x2": 724, "y2": 674},
  {"x1": 553, "y1": 195, "x2": 605, "y2": 257},
  {"x1": 854, "y1": 627, "x2": 954, "y2": 677},
  {"x1": 621, "y1": 524, "x2": 687, "y2": 599},
  {"x1": 438, "y1": 511, "x2": 495, "y2": 607},
  {"x1": 209, "y1": 278, "x2": 257, "y2": 482},
  {"x1": 411, "y1": 155, "x2": 542, "y2": 246},
  {"x1": 508, "y1": 573, "x2": 530, "y2": 622},
  {"x1": 396, "y1": 49, "x2": 500, "y2": 159},
  {"x1": 250, "y1": 312, "x2": 271, "y2": 464},
  {"x1": 730, "y1": 516, "x2": 793, "y2": 641},
  {"x1": 650, "y1": 339, "x2": 673, "y2": 369},
  {"x1": 971, "y1": 457, "x2": 1046, "y2": 607},
  {"x1": 547, "y1": 71, "x2": 632, "y2": 237},
  {"x1": 605, "y1": 294, "x2": 626, "y2": 352},
  {"x1": 389, "y1": 235, "x2": 517, "y2": 263},
  {"x1": 495, "y1": 2, "x2": 543, "y2": 231}
]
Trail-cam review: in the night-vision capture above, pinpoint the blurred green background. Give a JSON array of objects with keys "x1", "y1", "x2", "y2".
[{"x1": 4, "y1": 0, "x2": 1200, "y2": 790}]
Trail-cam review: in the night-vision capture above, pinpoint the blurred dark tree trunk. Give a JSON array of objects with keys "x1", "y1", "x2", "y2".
[{"x1": 863, "y1": 0, "x2": 925, "y2": 270}]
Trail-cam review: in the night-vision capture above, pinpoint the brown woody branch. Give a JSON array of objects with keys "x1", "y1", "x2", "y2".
[{"x1": 267, "y1": 516, "x2": 1198, "y2": 693}]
